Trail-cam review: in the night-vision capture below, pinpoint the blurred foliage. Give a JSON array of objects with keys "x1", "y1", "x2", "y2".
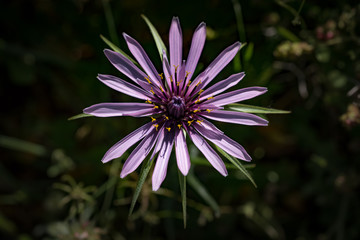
[{"x1": 1, "y1": 0, "x2": 360, "y2": 239}]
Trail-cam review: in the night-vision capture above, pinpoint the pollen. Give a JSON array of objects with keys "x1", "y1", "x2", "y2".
[
  {"x1": 151, "y1": 116, "x2": 156, "y2": 122},
  {"x1": 145, "y1": 76, "x2": 152, "y2": 84},
  {"x1": 196, "y1": 80, "x2": 202, "y2": 87},
  {"x1": 166, "y1": 127, "x2": 171, "y2": 132},
  {"x1": 195, "y1": 98, "x2": 201, "y2": 104},
  {"x1": 164, "y1": 115, "x2": 169, "y2": 120},
  {"x1": 160, "y1": 86, "x2": 164, "y2": 92},
  {"x1": 174, "y1": 65, "x2": 179, "y2": 73},
  {"x1": 206, "y1": 109, "x2": 213, "y2": 113},
  {"x1": 198, "y1": 89, "x2": 204, "y2": 95},
  {"x1": 187, "y1": 120, "x2": 194, "y2": 126},
  {"x1": 193, "y1": 108, "x2": 200, "y2": 113},
  {"x1": 187, "y1": 81, "x2": 191, "y2": 87},
  {"x1": 177, "y1": 124, "x2": 182, "y2": 129},
  {"x1": 176, "y1": 80, "x2": 183, "y2": 87},
  {"x1": 170, "y1": 76, "x2": 173, "y2": 83},
  {"x1": 158, "y1": 73, "x2": 164, "y2": 79},
  {"x1": 150, "y1": 87, "x2": 155, "y2": 95},
  {"x1": 145, "y1": 99, "x2": 152, "y2": 104},
  {"x1": 207, "y1": 96, "x2": 214, "y2": 100},
  {"x1": 153, "y1": 105, "x2": 159, "y2": 109},
  {"x1": 185, "y1": 71, "x2": 191, "y2": 78},
  {"x1": 153, "y1": 124, "x2": 159, "y2": 131}
]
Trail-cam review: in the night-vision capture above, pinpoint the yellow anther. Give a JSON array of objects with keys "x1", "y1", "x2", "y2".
[
  {"x1": 150, "y1": 87, "x2": 155, "y2": 95},
  {"x1": 187, "y1": 81, "x2": 192, "y2": 87},
  {"x1": 177, "y1": 124, "x2": 182, "y2": 129},
  {"x1": 185, "y1": 71, "x2": 191, "y2": 78},
  {"x1": 164, "y1": 115, "x2": 169, "y2": 120},
  {"x1": 176, "y1": 80, "x2": 183, "y2": 87},
  {"x1": 193, "y1": 109, "x2": 200, "y2": 113},
  {"x1": 151, "y1": 116, "x2": 156, "y2": 122},
  {"x1": 196, "y1": 80, "x2": 202, "y2": 87},
  {"x1": 166, "y1": 127, "x2": 171, "y2": 132},
  {"x1": 145, "y1": 76, "x2": 152, "y2": 84},
  {"x1": 160, "y1": 86, "x2": 164, "y2": 92},
  {"x1": 195, "y1": 98, "x2": 201, "y2": 104},
  {"x1": 187, "y1": 120, "x2": 194, "y2": 126},
  {"x1": 196, "y1": 120, "x2": 203, "y2": 124},
  {"x1": 170, "y1": 76, "x2": 173, "y2": 83},
  {"x1": 145, "y1": 99, "x2": 152, "y2": 104},
  {"x1": 206, "y1": 109, "x2": 213, "y2": 113},
  {"x1": 207, "y1": 96, "x2": 214, "y2": 100},
  {"x1": 153, "y1": 105, "x2": 159, "y2": 109},
  {"x1": 158, "y1": 73, "x2": 164, "y2": 79},
  {"x1": 198, "y1": 89, "x2": 204, "y2": 95},
  {"x1": 174, "y1": 65, "x2": 179, "y2": 73},
  {"x1": 153, "y1": 124, "x2": 159, "y2": 131}
]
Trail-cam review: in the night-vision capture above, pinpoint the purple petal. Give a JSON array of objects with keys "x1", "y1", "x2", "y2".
[
  {"x1": 199, "y1": 72, "x2": 245, "y2": 101},
  {"x1": 123, "y1": 33, "x2": 164, "y2": 89},
  {"x1": 205, "y1": 87, "x2": 268, "y2": 106},
  {"x1": 193, "y1": 122, "x2": 251, "y2": 161},
  {"x1": 97, "y1": 74, "x2": 153, "y2": 100},
  {"x1": 152, "y1": 130, "x2": 175, "y2": 191},
  {"x1": 83, "y1": 103, "x2": 157, "y2": 117},
  {"x1": 149, "y1": 125, "x2": 165, "y2": 160},
  {"x1": 185, "y1": 22, "x2": 206, "y2": 83},
  {"x1": 192, "y1": 42, "x2": 241, "y2": 89},
  {"x1": 169, "y1": 17, "x2": 183, "y2": 79},
  {"x1": 201, "y1": 110, "x2": 268, "y2": 126},
  {"x1": 197, "y1": 117, "x2": 224, "y2": 134},
  {"x1": 187, "y1": 127, "x2": 227, "y2": 176},
  {"x1": 175, "y1": 128, "x2": 190, "y2": 175},
  {"x1": 162, "y1": 50, "x2": 173, "y2": 92},
  {"x1": 102, "y1": 122, "x2": 154, "y2": 163},
  {"x1": 120, "y1": 127, "x2": 160, "y2": 178},
  {"x1": 103, "y1": 49, "x2": 147, "y2": 85}
]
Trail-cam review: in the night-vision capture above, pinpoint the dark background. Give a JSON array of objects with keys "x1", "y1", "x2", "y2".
[{"x1": 1, "y1": 0, "x2": 360, "y2": 239}]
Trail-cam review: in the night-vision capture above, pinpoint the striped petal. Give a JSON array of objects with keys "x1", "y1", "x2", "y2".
[
  {"x1": 193, "y1": 122, "x2": 251, "y2": 161},
  {"x1": 101, "y1": 122, "x2": 154, "y2": 163},
  {"x1": 175, "y1": 128, "x2": 190, "y2": 175},
  {"x1": 162, "y1": 50, "x2": 173, "y2": 92},
  {"x1": 169, "y1": 17, "x2": 183, "y2": 79},
  {"x1": 97, "y1": 74, "x2": 153, "y2": 100},
  {"x1": 201, "y1": 110, "x2": 268, "y2": 126},
  {"x1": 123, "y1": 33, "x2": 164, "y2": 89},
  {"x1": 199, "y1": 72, "x2": 245, "y2": 101},
  {"x1": 205, "y1": 87, "x2": 268, "y2": 106},
  {"x1": 187, "y1": 127, "x2": 227, "y2": 176},
  {"x1": 185, "y1": 22, "x2": 206, "y2": 83},
  {"x1": 152, "y1": 130, "x2": 175, "y2": 191},
  {"x1": 103, "y1": 49, "x2": 147, "y2": 85},
  {"x1": 83, "y1": 103, "x2": 156, "y2": 117},
  {"x1": 120, "y1": 127, "x2": 160, "y2": 178}
]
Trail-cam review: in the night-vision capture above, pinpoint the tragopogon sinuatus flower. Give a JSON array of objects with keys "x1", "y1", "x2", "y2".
[{"x1": 84, "y1": 17, "x2": 268, "y2": 191}]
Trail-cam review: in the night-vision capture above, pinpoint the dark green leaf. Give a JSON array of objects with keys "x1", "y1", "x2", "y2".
[
  {"x1": 187, "y1": 170, "x2": 220, "y2": 217},
  {"x1": 141, "y1": 15, "x2": 168, "y2": 61},
  {"x1": 226, "y1": 103, "x2": 290, "y2": 114},
  {"x1": 215, "y1": 145, "x2": 257, "y2": 188},
  {"x1": 192, "y1": 157, "x2": 255, "y2": 169}
]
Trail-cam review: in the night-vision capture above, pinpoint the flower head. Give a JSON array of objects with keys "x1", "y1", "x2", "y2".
[{"x1": 84, "y1": 17, "x2": 268, "y2": 191}]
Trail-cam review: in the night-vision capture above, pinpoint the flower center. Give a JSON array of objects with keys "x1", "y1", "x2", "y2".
[{"x1": 167, "y1": 96, "x2": 186, "y2": 119}]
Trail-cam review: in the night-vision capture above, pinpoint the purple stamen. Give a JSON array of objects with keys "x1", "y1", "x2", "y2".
[{"x1": 167, "y1": 96, "x2": 185, "y2": 119}]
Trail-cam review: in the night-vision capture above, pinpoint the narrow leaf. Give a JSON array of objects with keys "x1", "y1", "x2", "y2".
[
  {"x1": 178, "y1": 169, "x2": 187, "y2": 228},
  {"x1": 141, "y1": 14, "x2": 168, "y2": 61},
  {"x1": 215, "y1": 145, "x2": 257, "y2": 188},
  {"x1": 100, "y1": 34, "x2": 140, "y2": 67},
  {"x1": 128, "y1": 157, "x2": 154, "y2": 217},
  {"x1": 226, "y1": 103, "x2": 290, "y2": 114},
  {"x1": 68, "y1": 113, "x2": 93, "y2": 121},
  {"x1": 192, "y1": 157, "x2": 255, "y2": 169},
  {"x1": 276, "y1": 26, "x2": 301, "y2": 42},
  {"x1": 187, "y1": 170, "x2": 220, "y2": 217}
]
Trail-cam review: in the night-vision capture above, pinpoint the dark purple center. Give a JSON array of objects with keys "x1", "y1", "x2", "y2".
[{"x1": 167, "y1": 96, "x2": 186, "y2": 119}]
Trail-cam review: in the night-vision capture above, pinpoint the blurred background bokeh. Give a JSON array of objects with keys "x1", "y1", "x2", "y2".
[{"x1": 1, "y1": 0, "x2": 360, "y2": 239}]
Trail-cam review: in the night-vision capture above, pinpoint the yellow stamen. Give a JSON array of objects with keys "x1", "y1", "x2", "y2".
[
  {"x1": 196, "y1": 80, "x2": 202, "y2": 87},
  {"x1": 166, "y1": 127, "x2": 171, "y2": 132},
  {"x1": 158, "y1": 73, "x2": 164, "y2": 79},
  {"x1": 170, "y1": 76, "x2": 173, "y2": 83},
  {"x1": 153, "y1": 105, "x2": 159, "y2": 109},
  {"x1": 153, "y1": 124, "x2": 159, "y2": 131},
  {"x1": 206, "y1": 109, "x2": 212, "y2": 113},
  {"x1": 207, "y1": 96, "x2": 214, "y2": 100},
  {"x1": 164, "y1": 115, "x2": 169, "y2": 120},
  {"x1": 145, "y1": 99, "x2": 152, "y2": 104},
  {"x1": 151, "y1": 117, "x2": 156, "y2": 122},
  {"x1": 193, "y1": 109, "x2": 200, "y2": 113},
  {"x1": 150, "y1": 87, "x2": 155, "y2": 95},
  {"x1": 160, "y1": 86, "x2": 164, "y2": 92},
  {"x1": 198, "y1": 89, "x2": 204, "y2": 95},
  {"x1": 174, "y1": 65, "x2": 179, "y2": 73},
  {"x1": 187, "y1": 120, "x2": 194, "y2": 126},
  {"x1": 176, "y1": 80, "x2": 183, "y2": 87},
  {"x1": 145, "y1": 76, "x2": 151, "y2": 84},
  {"x1": 177, "y1": 124, "x2": 182, "y2": 129},
  {"x1": 187, "y1": 81, "x2": 192, "y2": 87},
  {"x1": 196, "y1": 120, "x2": 203, "y2": 124},
  {"x1": 185, "y1": 71, "x2": 191, "y2": 78},
  {"x1": 195, "y1": 98, "x2": 201, "y2": 104}
]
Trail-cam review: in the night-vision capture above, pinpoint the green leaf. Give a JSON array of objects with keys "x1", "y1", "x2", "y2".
[
  {"x1": 178, "y1": 169, "x2": 187, "y2": 228},
  {"x1": 243, "y1": 42, "x2": 254, "y2": 63},
  {"x1": 0, "y1": 135, "x2": 47, "y2": 156},
  {"x1": 129, "y1": 157, "x2": 154, "y2": 217},
  {"x1": 68, "y1": 113, "x2": 93, "y2": 121},
  {"x1": 192, "y1": 157, "x2": 255, "y2": 169},
  {"x1": 100, "y1": 34, "x2": 140, "y2": 67},
  {"x1": 187, "y1": 170, "x2": 220, "y2": 217},
  {"x1": 226, "y1": 103, "x2": 290, "y2": 114},
  {"x1": 141, "y1": 14, "x2": 167, "y2": 61},
  {"x1": 277, "y1": 26, "x2": 301, "y2": 42},
  {"x1": 215, "y1": 145, "x2": 257, "y2": 188}
]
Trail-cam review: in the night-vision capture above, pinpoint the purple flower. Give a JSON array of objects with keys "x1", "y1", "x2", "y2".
[{"x1": 84, "y1": 17, "x2": 268, "y2": 191}]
